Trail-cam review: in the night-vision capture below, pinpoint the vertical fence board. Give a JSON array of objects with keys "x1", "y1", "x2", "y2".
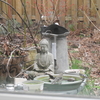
[
  {"x1": 43, "y1": 0, "x2": 48, "y2": 18},
  {"x1": 65, "y1": 0, "x2": 72, "y2": 29},
  {"x1": 66, "y1": 0, "x2": 71, "y2": 16},
  {"x1": 45, "y1": 0, "x2": 52, "y2": 25},
  {"x1": 16, "y1": 0, "x2": 22, "y2": 23},
  {"x1": 7, "y1": 0, "x2": 12, "y2": 19},
  {"x1": 71, "y1": 0, "x2": 78, "y2": 29},
  {"x1": 0, "y1": 1, "x2": 2, "y2": 14},
  {"x1": 12, "y1": 0, "x2": 16, "y2": 16},
  {"x1": 77, "y1": 0, "x2": 84, "y2": 29},
  {"x1": 96, "y1": 0, "x2": 100, "y2": 26},
  {"x1": 90, "y1": 0, "x2": 96, "y2": 28},
  {"x1": 77, "y1": 0, "x2": 83, "y2": 17},
  {"x1": 31, "y1": 0, "x2": 36, "y2": 19},
  {"x1": 91, "y1": 0, "x2": 96, "y2": 17},
  {"x1": 2, "y1": 0, "x2": 7, "y2": 18},
  {"x1": 26, "y1": 0, "x2": 32, "y2": 19},
  {"x1": 47, "y1": 0, "x2": 52, "y2": 23},
  {"x1": 35, "y1": 0, "x2": 41, "y2": 21},
  {"x1": 59, "y1": 0, "x2": 66, "y2": 26},
  {"x1": 83, "y1": 0, "x2": 90, "y2": 28},
  {"x1": 54, "y1": 0, "x2": 59, "y2": 20}
]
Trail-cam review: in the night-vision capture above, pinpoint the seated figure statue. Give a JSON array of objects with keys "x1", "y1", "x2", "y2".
[{"x1": 25, "y1": 39, "x2": 54, "y2": 79}]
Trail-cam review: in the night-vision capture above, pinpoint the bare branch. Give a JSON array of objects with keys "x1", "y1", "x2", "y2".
[{"x1": 0, "y1": 0, "x2": 38, "y2": 50}]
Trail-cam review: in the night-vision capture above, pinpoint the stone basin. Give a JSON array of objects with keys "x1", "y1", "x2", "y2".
[{"x1": 34, "y1": 74, "x2": 84, "y2": 92}]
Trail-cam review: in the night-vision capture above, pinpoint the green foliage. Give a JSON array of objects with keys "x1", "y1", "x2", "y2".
[
  {"x1": 94, "y1": 85, "x2": 100, "y2": 89},
  {"x1": 71, "y1": 59, "x2": 82, "y2": 69},
  {"x1": 71, "y1": 59, "x2": 97, "y2": 96},
  {"x1": 78, "y1": 78, "x2": 96, "y2": 96},
  {"x1": 0, "y1": 25, "x2": 7, "y2": 34},
  {"x1": 70, "y1": 50, "x2": 79, "y2": 53},
  {"x1": 6, "y1": 19, "x2": 21, "y2": 33},
  {"x1": 28, "y1": 20, "x2": 35, "y2": 26},
  {"x1": 79, "y1": 33, "x2": 85, "y2": 38},
  {"x1": 68, "y1": 24, "x2": 75, "y2": 31}
]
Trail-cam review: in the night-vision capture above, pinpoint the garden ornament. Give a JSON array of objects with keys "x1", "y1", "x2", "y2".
[
  {"x1": 25, "y1": 39, "x2": 54, "y2": 79},
  {"x1": 42, "y1": 24, "x2": 70, "y2": 73}
]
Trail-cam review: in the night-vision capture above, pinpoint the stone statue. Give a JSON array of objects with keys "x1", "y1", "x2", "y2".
[{"x1": 25, "y1": 39, "x2": 54, "y2": 79}]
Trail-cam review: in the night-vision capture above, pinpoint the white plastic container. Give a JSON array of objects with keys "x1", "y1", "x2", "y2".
[
  {"x1": 6, "y1": 84, "x2": 14, "y2": 91},
  {"x1": 23, "y1": 80, "x2": 44, "y2": 92},
  {"x1": 15, "y1": 78, "x2": 27, "y2": 85}
]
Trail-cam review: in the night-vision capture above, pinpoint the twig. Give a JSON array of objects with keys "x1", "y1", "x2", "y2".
[
  {"x1": 83, "y1": 11, "x2": 100, "y2": 31},
  {"x1": 68, "y1": 50, "x2": 73, "y2": 66},
  {"x1": 6, "y1": 49, "x2": 17, "y2": 78},
  {"x1": 52, "y1": 0, "x2": 60, "y2": 22},
  {"x1": 91, "y1": 0, "x2": 100, "y2": 19},
  {"x1": 6, "y1": 47, "x2": 35, "y2": 78},
  {"x1": 34, "y1": 0, "x2": 44, "y2": 37},
  {"x1": 0, "y1": 7, "x2": 34, "y2": 41},
  {"x1": 15, "y1": 63, "x2": 34, "y2": 78},
  {"x1": 0, "y1": 23, "x2": 12, "y2": 41},
  {"x1": 0, "y1": 0, "x2": 38, "y2": 50},
  {"x1": 20, "y1": 0, "x2": 31, "y2": 27}
]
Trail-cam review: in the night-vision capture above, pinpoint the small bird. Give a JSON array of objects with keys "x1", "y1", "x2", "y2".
[
  {"x1": 54, "y1": 20, "x2": 60, "y2": 25},
  {"x1": 51, "y1": 73, "x2": 63, "y2": 84}
]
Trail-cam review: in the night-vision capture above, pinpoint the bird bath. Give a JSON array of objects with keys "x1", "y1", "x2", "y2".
[{"x1": 34, "y1": 74, "x2": 86, "y2": 92}]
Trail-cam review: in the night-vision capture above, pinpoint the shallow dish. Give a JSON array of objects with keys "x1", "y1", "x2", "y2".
[{"x1": 34, "y1": 74, "x2": 83, "y2": 91}]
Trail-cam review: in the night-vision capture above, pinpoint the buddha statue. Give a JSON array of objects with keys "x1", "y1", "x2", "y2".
[{"x1": 25, "y1": 39, "x2": 54, "y2": 79}]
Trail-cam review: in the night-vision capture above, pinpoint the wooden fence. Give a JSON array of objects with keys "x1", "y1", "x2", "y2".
[{"x1": 0, "y1": 0, "x2": 100, "y2": 29}]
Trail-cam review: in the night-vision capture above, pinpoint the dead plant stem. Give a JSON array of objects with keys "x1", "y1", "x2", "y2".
[
  {"x1": 15, "y1": 63, "x2": 34, "y2": 78},
  {"x1": 83, "y1": 11, "x2": 100, "y2": 31},
  {"x1": 0, "y1": 0, "x2": 38, "y2": 51},
  {"x1": 91, "y1": 0, "x2": 100, "y2": 19},
  {"x1": 6, "y1": 49, "x2": 17, "y2": 78}
]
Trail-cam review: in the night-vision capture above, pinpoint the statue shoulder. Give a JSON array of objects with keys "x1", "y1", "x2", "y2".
[{"x1": 48, "y1": 52, "x2": 53, "y2": 57}]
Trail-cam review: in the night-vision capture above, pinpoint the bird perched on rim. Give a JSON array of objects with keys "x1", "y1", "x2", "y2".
[{"x1": 51, "y1": 73, "x2": 63, "y2": 84}]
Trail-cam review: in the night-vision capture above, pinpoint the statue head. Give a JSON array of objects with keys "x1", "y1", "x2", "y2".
[{"x1": 39, "y1": 39, "x2": 49, "y2": 53}]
